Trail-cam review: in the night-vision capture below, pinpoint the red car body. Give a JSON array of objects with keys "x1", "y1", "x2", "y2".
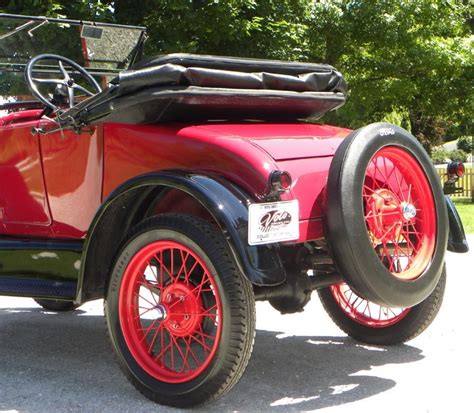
[{"x1": 0, "y1": 112, "x2": 349, "y2": 241}]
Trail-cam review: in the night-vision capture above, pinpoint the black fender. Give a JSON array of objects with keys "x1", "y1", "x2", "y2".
[
  {"x1": 445, "y1": 196, "x2": 469, "y2": 253},
  {"x1": 77, "y1": 172, "x2": 285, "y2": 302}
]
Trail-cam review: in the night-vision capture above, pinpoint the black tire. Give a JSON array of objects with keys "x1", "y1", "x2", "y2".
[
  {"x1": 325, "y1": 122, "x2": 448, "y2": 308},
  {"x1": 318, "y1": 266, "x2": 446, "y2": 345},
  {"x1": 34, "y1": 299, "x2": 79, "y2": 312},
  {"x1": 105, "y1": 214, "x2": 256, "y2": 407}
]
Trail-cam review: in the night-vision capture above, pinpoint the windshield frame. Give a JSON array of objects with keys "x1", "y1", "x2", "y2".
[
  {"x1": 0, "y1": 14, "x2": 147, "y2": 112},
  {"x1": 0, "y1": 13, "x2": 147, "y2": 73},
  {"x1": 0, "y1": 13, "x2": 145, "y2": 34}
]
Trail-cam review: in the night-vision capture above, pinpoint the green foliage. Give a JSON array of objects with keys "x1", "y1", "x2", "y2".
[
  {"x1": 448, "y1": 149, "x2": 468, "y2": 162},
  {"x1": 453, "y1": 199, "x2": 474, "y2": 233},
  {"x1": 141, "y1": 1, "x2": 310, "y2": 60},
  {"x1": 0, "y1": 1, "x2": 63, "y2": 17},
  {"x1": 0, "y1": 0, "x2": 114, "y2": 20},
  {"x1": 432, "y1": 148, "x2": 469, "y2": 164},
  {"x1": 304, "y1": 1, "x2": 473, "y2": 150},
  {"x1": 1, "y1": 0, "x2": 472, "y2": 152},
  {"x1": 431, "y1": 149, "x2": 449, "y2": 165},
  {"x1": 457, "y1": 136, "x2": 473, "y2": 153}
]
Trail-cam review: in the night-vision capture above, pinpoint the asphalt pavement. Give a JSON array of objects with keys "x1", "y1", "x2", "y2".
[{"x1": 1, "y1": 235, "x2": 473, "y2": 413}]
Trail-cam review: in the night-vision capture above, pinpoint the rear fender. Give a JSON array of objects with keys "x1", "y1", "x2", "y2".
[
  {"x1": 445, "y1": 196, "x2": 469, "y2": 253},
  {"x1": 77, "y1": 172, "x2": 285, "y2": 302}
]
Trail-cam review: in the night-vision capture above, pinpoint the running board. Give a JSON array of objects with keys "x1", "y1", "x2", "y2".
[{"x1": 0, "y1": 277, "x2": 77, "y2": 299}]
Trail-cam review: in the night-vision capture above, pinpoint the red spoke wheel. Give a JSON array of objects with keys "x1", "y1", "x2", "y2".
[
  {"x1": 363, "y1": 147, "x2": 436, "y2": 280},
  {"x1": 119, "y1": 241, "x2": 222, "y2": 383},
  {"x1": 318, "y1": 267, "x2": 446, "y2": 345},
  {"x1": 326, "y1": 123, "x2": 448, "y2": 308},
  {"x1": 106, "y1": 214, "x2": 255, "y2": 407},
  {"x1": 329, "y1": 283, "x2": 411, "y2": 328}
]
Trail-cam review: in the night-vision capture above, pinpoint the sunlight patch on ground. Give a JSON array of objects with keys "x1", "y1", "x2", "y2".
[
  {"x1": 76, "y1": 299, "x2": 104, "y2": 316},
  {"x1": 355, "y1": 344, "x2": 387, "y2": 352},
  {"x1": 270, "y1": 395, "x2": 320, "y2": 406},
  {"x1": 330, "y1": 384, "x2": 359, "y2": 395},
  {"x1": 0, "y1": 297, "x2": 36, "y2": 309},
  {"x1": 275, "y1": 332, "x2": 294, "y2": 339},
  {"x1": 307, "y1": 339, "x2": 344, "y2": 345}
]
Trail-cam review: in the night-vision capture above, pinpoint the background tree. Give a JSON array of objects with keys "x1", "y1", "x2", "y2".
[
  {"x1": 457, "y1": 135, "x2": 473, "y2": 153},
  {"x1": 305, "y1": 1, "x2": 473, "y2": 152},
  {"x1": 1, "y1": 0, "x2": 472, "y2": 151}
]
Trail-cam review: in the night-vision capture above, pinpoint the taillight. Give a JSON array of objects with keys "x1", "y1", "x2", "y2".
[
  {"x1": 269, "y1": 170, "x2": 292, "y2": 192},
  {"x1": 447, "y1": 161, "x2": 465, "y2": 178}
]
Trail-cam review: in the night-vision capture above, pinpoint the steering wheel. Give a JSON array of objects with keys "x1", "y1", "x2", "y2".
[{"x1": 25, "y1": 54, "x2": 102, "y2": 112}]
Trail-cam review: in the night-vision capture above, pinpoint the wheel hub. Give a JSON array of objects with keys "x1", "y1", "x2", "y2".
[
  {"x1": 365, "y1": 189, "x2": 417, "y2": 241},
  {"x1": 161, "y1": 282, "x2": 203, "y2": 337},
  {"x1": 402, "y1": 202, "x2": 417, "y2": 220},
  {"x1": 154, "y1": 304, "x2": 167, "y2": 320}
]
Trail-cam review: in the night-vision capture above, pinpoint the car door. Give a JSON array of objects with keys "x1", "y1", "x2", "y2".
[
  {"x1": 38, "y1": 119, "x2": 104, "y2": 239},
  {"x1": 0, "y1": 111, "x2": 52, "y2": 236}
]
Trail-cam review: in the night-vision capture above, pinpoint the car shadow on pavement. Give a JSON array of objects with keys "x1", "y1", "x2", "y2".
[
  {"x1": 0, "y1": 307, "x2": 424, "y2": 412},
  {"x1": 216, "y1": 330, "x2": 423, "y2": 412}
]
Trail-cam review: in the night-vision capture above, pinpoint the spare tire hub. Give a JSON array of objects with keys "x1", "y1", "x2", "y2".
[{"x1": 365, "y1": 188, "x2": 417, "y2": 242}]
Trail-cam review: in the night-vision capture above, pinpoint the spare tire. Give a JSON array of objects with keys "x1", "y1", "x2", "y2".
[{"x1": 325, "y1": 122, "x2": 447, "y2": 308}]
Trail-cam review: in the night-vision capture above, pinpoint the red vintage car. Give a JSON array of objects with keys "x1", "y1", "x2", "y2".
[{"x1": 0, "y1": 14, "x2": 468, "y2": 407}]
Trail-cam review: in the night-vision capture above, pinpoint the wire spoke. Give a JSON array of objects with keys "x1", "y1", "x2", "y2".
[
  {"x1": 169, "y1": 334, "x2": 191, "y2": 372},
  {"x1": 154, "y1": 251, "x2": 175, "y2": 282},
  {"x1": 183, "y1": 336, "x2": 201, "y2": 366},
  {"x1": 136, "y1": 291, "x2": 157, "y2": 310},
  {"x1": 139, "y1": 319, "x2": 161, "y2": 344},
  {"x1": 146, "y1": 323, "x2": 164, "y2": 354}
]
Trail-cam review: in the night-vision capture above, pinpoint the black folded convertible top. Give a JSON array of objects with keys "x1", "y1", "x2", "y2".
[{"x1": 60, "y1": 53, "x2": 347, "y2": 127}]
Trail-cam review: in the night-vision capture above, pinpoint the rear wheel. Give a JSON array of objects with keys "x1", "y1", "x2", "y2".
[
  {"x1": 105, "y1": 214, "x2": 255, "y2": 407},
  {"x1": 318, "y1": 266, "x2": 446, "y2": 345}
]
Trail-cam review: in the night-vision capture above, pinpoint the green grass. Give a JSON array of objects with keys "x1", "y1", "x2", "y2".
[{"x1": 453, "y1": 198, "x2": 474, "y2": 234}]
